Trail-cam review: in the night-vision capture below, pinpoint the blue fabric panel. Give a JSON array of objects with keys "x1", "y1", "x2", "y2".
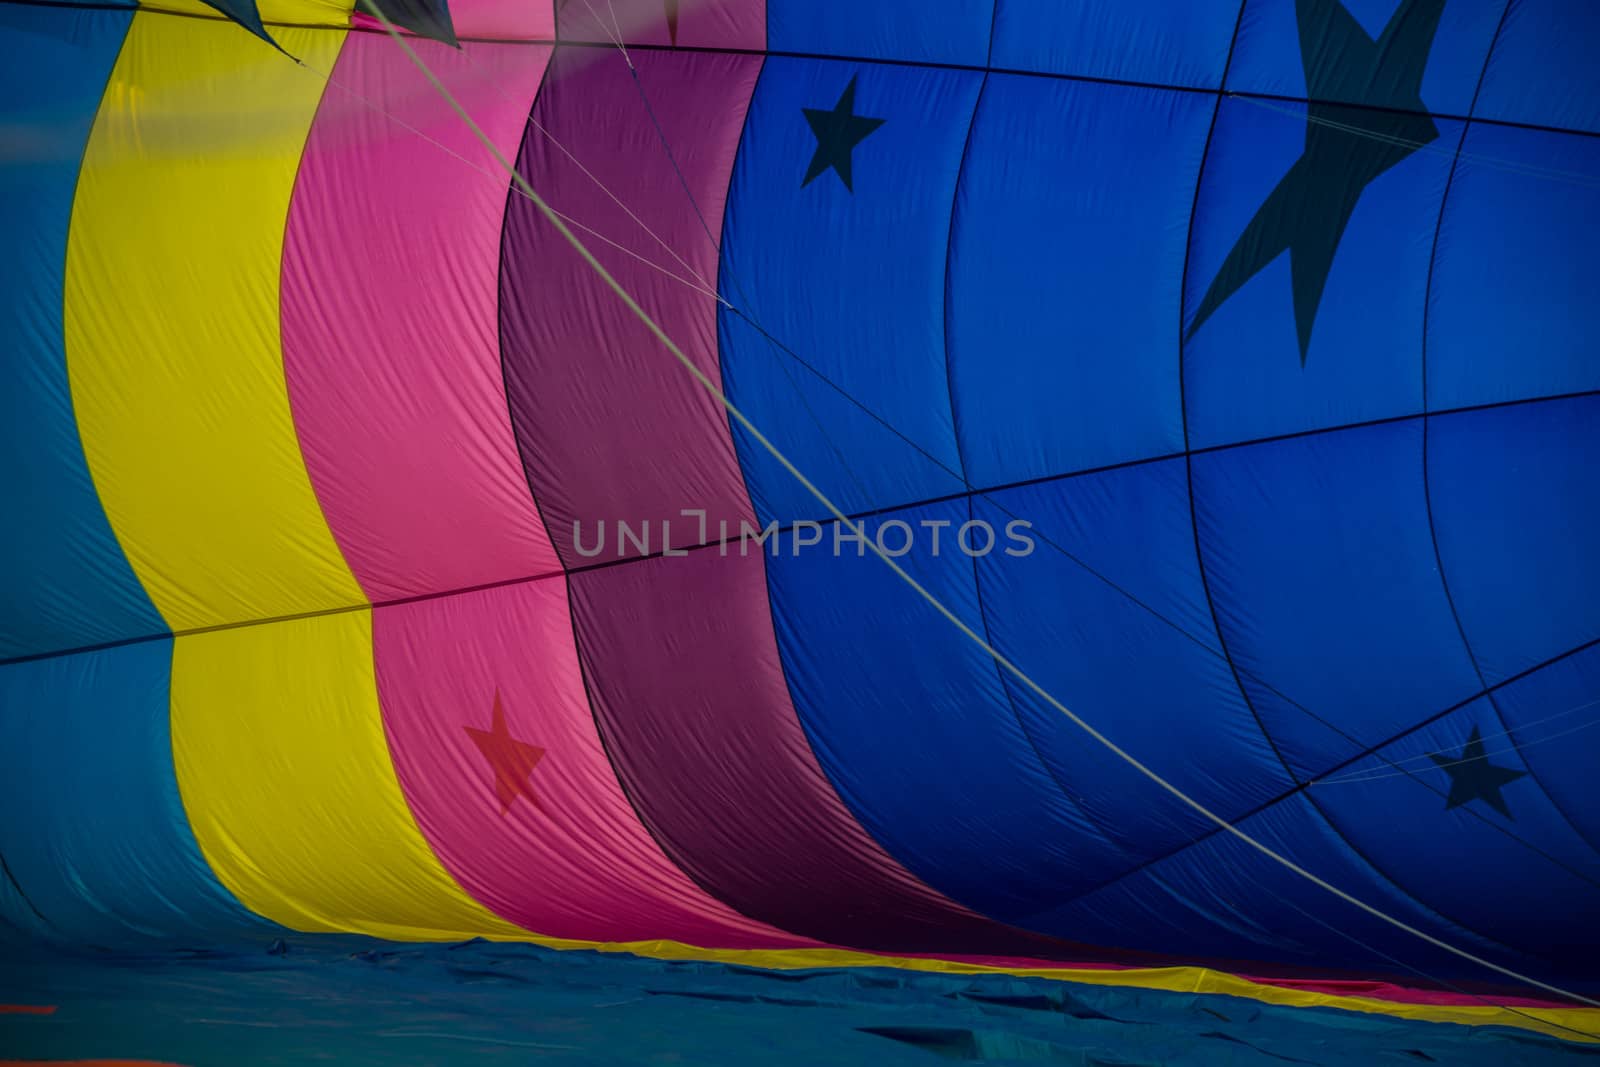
[
  {"x1": 1476, "y1": 0, "x2": 1600, "y2": 134},
  {"x1": 0, "y1": 4, "x2": 164, "y2": 661},
  {"x1": 1182, "y1": 94, "x2": 1460, "y2": 448},
  {"x1": 766, "y1": 0, "x2": 992, "y2": 67},
  {"x1": 5, "y1": 936, "x2": 1585, "y2": 1067},
  {"x1": 1190, "y1": 421, "x2": 1480, "y2": 779},
  {"x1": 1224, "y1": 0, "x2": 1501, "y2": 115},
  {"x1": 1427, "y1": 395, "x2": 1600, "y2": 686},
  {"x1": 0, "y1": 641, "x2": 268, "y2": 944},
  {"x1": 989, "y1": 0, "x2": 1241, "y2": 87},
  {"x1": 1309, "y1": 697, "x2": 1600, "y2": 965},
  {"x1": 1424, "y1": 124, "x2": 1600, "y2": 411},
  {"x1": 719, "y1": 59, "x2": 978, "y2": 522},
  {"x1": 1029, "y1": 792, "x2": 1568, "y2": 986},
  {"x1": 762, "y1": 499, "x2": 1125, "y2": 921},
  {"x1": 970, "y1": 462, "x2": 1293, "y2": 878},
  {"x1": 945, "y1": 77, "x2": 1205, "y2": 487},
  {"x1": 1488, "y1": 642, "x2": 1600, "y2": 858}
]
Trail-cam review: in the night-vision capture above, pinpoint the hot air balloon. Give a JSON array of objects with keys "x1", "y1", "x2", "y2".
[{"x1": 2, "y1": 0, "x2": 1598, "y2": 1061}]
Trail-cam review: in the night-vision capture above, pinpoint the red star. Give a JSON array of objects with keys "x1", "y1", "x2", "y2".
[{"x1": 464, "y1": 692, "x2": 547, "y2": 816}]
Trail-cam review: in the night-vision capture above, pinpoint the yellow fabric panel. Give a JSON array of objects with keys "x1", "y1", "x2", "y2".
[
  {"x1": 153, "y1": 0, "x2": 355, "y2": 28},
  {"x1": 63, "y1": 15, "x2": 362, "y2": 633},
  {"x1": 170, "y1": 609, "x2": 524, "y2": 940}
]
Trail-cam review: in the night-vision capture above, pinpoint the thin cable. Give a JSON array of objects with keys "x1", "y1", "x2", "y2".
[
  {"x1": 1233, "y1": 94, "x2": 1600, "y2": 189},
  {"x1": 1271, "y1": 891, "x2": 1600, "y2": 1042},
  {"x1": 351, "y1": 0, "x2": 1600, "y2": 1009},
  {"x1": 524, "y1": 110, "x2": 724, "y2": 299},
  {"x1": 1316, "y1": 710, "x2": 1600, "y2": 787},
  {"x1": 602, "y1": 0, "x2": 631, "y2": 67},
  {"x1": 1317, "y1": 697, "x2": 1600, "y2": 782},
  {"x1": 441, "y1": 42, "x2": 727, "y2": 301},
  {"x1": 619, "y1": 58, "x2": 904, "y2": 511},
  {"x1": 577, "y1": 0, "x2": 631, "y2": 69}
]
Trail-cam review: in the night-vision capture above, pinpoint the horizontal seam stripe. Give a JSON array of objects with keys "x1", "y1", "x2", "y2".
[
  {"x1": 3, "y1": 0, "x2": 1597, "y2": 142},
  {"x1": 6, "y1": 388, "x2": 1594, "y2": 668}
]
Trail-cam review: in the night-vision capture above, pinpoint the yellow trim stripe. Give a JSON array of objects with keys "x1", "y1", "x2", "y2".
[
  {"x1": 63, "y1": 16, "x2": 362, "y2": 633},
  {"x1": 170, "y1": 610, "x2": 523, "y2": 940},
  {"x1": 348, "y1": 934, "x2": 1600, "y2": 1044}
]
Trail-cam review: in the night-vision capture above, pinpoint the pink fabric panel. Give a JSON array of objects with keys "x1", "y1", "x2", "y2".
[
  {"x1": 556, "y1": 0, "x2": 764, "y2": 50},
  {"x1": 350, "y1": 0, "x2": 554, "y2": 39},
  {"x1": 375, "y1": 578, "x2": 806, "y2": 947},
  {"x1": 281, "y1": 37, "x2": 558, "y2": 603}
]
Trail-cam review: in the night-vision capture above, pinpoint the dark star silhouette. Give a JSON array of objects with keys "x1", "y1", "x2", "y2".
[
  {"x1": 665, "y1": 0, "x2": 678, "y2": 46},
  {"x1": 802, "y1": 75, "x2": 886, "y2": 193},
  {"x1": 1429, "y1": 725, "x2": 1528, "y2": 819},
  {"x1": 464, "y1": 692, "x2": 548, "y2": 816},
  {"x1": 1186, "y1": 0, "x2": 1447, "y2": 362},
  {"x1": 357, "y1": 0, "x2": 458, "y2": 47}
]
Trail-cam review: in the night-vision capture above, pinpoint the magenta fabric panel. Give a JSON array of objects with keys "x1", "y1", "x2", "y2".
[
  {"x1": 498, "y1": 47, "x2": 757, "y2": 569},
  {"x1": 374, "y1": 578, "x2": 804, "y2": 948},
  {"x1": 350, "y1": 0, "x2": 554, "y2": 39},
  {"x1": 555, "y1": 0, "x2": 764, "y2": 50},
  {"x1": 568, "y1": 548, "x2": 1110, "y2": 959},
  {"x1": 282, "y1": 37, "x2": 558, "y2": 604}
]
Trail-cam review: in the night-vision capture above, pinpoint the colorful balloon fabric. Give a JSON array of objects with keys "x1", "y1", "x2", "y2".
[{"x1": 2, "y1": 0, "x2": 1598, "y2": 1044}]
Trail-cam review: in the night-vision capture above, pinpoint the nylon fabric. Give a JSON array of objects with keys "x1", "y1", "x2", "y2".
[
  {"x1": 1181, "y1": 97, "x2": 1459, "y2": 447},
  {"x1": 945, "y1": 74, "x2": 1206, "y2": 486},
  {"x1": 156, "y1": 0, "x2": 353, "y2": 28},
  {"x1": 569, "y1": 547, "x2": 1100, "y2": 960},
  {"x1": 1475, "y1": 0, "x2": 1600, "y2": 134},
  {"x1": 1426, "y1": 396, "x2": 1600, "y2": 686},
  {"x1": 719, "y1": 57, "x2": 978, "y2": 521},
  {"x1": 1189, "y1": 420, "x2": 1480, "y2": 777},
  {"x1": 62, "y1": 16, "x2": 362, "y2": 634},
  {"x1": 766, "y1": 0, "x2": 991, "y2": 67},
  {"x1": 1, "y1": 0, "x2": 1597, "y2": 1039},
  {"x1": 374, "y1": 578, "x2": 803, "y2": 947},
  {"x1": 0, "y1": 4, "x2": 157, "y2": 661},
  {"x1": 1424, "y1": 124, "x2": 1600, "y2": 409},
  {"x1": 989, "y1": 0, "x2": 1239, "y2": 87},
  {"x1": 281, "y1": 36, "x2": 558, "y2": 603},
  {"x1": 170, "y1": 610, "x2": 522, "y2": 941},
  {"x1": 499, "y1": 46, "x2": 758, "y2": 569},
  {"x1": 0, "y1": 641, "x2": 268, "y2": 943},
  {"x1": 554, "y1": 0, "x2": 762, "y2": 48}
]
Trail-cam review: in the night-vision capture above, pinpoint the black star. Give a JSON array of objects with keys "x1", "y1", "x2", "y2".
[
  {"x1": 1186, "y1": 0, "x2": 1447, "y2": 362},
  {"x1": 1429, "y1": 725, "x2": 1528, "y2": 819},
  {"x1": 802, "y1": 75, "x2": 886, "y2": 193}
]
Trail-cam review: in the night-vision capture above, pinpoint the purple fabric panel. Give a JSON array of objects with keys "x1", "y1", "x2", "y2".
[
  {"x1": 568, "y1": 547, "x2": 1120, "y2": 959},
  {"x1": 497, "y1": 33, "x2": 1099, "y2": 960},
  {"x1": 555, "y1": 0, "x2": 764, "y2": 50},
  {"x1": 499, "y1": 47, "x2": 755, "y2": 568}
]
